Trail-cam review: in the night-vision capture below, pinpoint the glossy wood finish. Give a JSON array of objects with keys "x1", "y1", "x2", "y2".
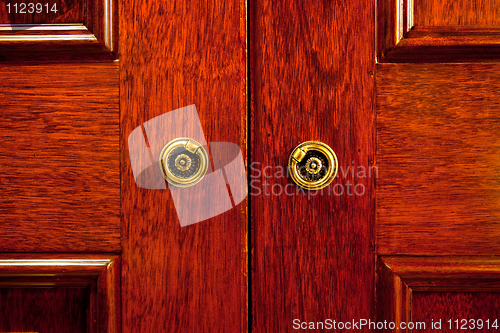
[
  {"x1": 0, "y1": 254, "x2": 120, "y2": 333},
  {"x1": 0, "y1": 0, "x2": 83, "y2": 25},
  {"x1": 0, "y1": 0, "x2": 117, "y2": 60},
  {"x1": 377, "y1": 0, "x2": 500, "y2": 62},
  {"x1": 120, "y1": 0, "x2": 247, "y2": 331},
  {"x1": 382, "y1": 27, "x2": 500, "y2": 63},
  {"x1": 377, "y1": 0, "x2": 405, "y2": 59},
  {"x1": 377, "y1": 257, "x2": 500, "y2": 330},
  {"x1": 376, "y1": 2, "x2": 500, "y2": 328},
  {"x1": 0, "y1": 287, "x2": 88, "y2": 333},
  {"x1": 84, "y1": 0, "x2": 117, "y2": 51},
  {"x1": 415, "y1": 0, "x2": 500, "y2": 26},
  {"x1": 0, "y1": 40, "x2": 115, "y2": 62},
  {"x1": 0, "y1": 64, "x2": 120, "y2": 253},
  {"x1": 413, "y1": 292, "x2": 500, "y2": 332},
  {"x1": 376, "y1": 257, "x2": 412, "y2": 330},
  {"x1": 377, "y1": 63, "x2": 500, "y2": 255},
  {"x1": 250, "y1": 0, "x2": 375, "y2": 331}
]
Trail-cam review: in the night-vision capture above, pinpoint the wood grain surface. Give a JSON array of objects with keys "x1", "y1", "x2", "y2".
[
  {"x1": 380, "y1": 27, "x2": 500, "y2": 63},
  {"x1": 412, "y1": 292, "x2": 500, "y2": 332},
  {"x1": 250, "y1": 0, "x2": 375, "y2": 331},
  {"x1": 0, "y1": 41, "x2": 115, "y2": 62},
  {"x1": 377, "y1": 0, "x2": 411, "y2": 61},
  {"x1": 0, "y1": 0, "x2": 83, "y2": 25},
  {"x1": 0, "y1": 63, "x2": 120, "y2": 252},
  {"x1": 0, "y1": 254, "x2": 121, "y2": 333},
  {"x1": 377, "y1": 0, "x2": 500, "y2": 63},
  {"x1": 415, "y1": 0, "x2": 500, "y2": 26},
  {"x1": 379, "y1": 256, "x2": 500, "y2": 291},
  {"x1": 377, "y1": 63, "x2": 500, "y2": 255},
  {"x1": 0, "y1": 0, "x2": 118, "y2": 57},
  {"x1": 120, "y1": 0, "x2": 247, "y2": 332},
  {"x1": 377, "y1": 257, "x2": 500, "y2": 329},
  {"x1": 376, "y1": 257, "x2": 412, "y2": 331},
  {"x1": 0, "y1": 287, "x2": 88, "y2": 333}
]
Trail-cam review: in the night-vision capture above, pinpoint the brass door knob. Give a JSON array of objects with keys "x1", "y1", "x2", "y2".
[
  {"x1": 159, "y1": 138, "x2": 209, "y2": 188},
  {"x1": 288, "y1": 141, "x2": 338, "y2": 190}
]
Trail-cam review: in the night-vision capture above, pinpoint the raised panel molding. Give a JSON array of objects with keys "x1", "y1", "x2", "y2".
[
  {"x1": 377, "y1": 0, "x2": 500, "y2": 62},
  {"x1": 377, "y1": 256, "x2": 500, "y2": 329},
  {"x1": 0, "y1": 0, "x2": 117, "y2": 61},
  {"x1": 0, "y1": 254, "x2": 121, "y2": 333}
]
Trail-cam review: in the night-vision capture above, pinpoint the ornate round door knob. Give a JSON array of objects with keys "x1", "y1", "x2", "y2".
[
  {"x1": 288, "y1": 141, "x2": 338, "y2": 190},
  {"x1": 159, "y1": 138, "x2": 209, "y2": 188}
]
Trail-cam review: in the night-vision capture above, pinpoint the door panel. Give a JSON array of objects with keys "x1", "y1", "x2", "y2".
[
  {"x1": 414, "y1": 0, "x2": 500, "y2": 26},
  {"x1": 0, "y1": 1, "x2": 120, "y2": 332},
  {"x1": 0, "y1": 64, "x2": 120, "y2": 252},
  {"x1": 377, "y1": 257, "x2": 500, "y2": 330},
  {"x1": 412, "y1": 292, "x2": 500, "y2": 331},
  {"x1": 376, "y1": 0, "x2": 500, "y2": 330},
  {"x1": 377, "y1": 64, "x2": 500, "y2": 255},
  {"x1": 119, "y1": 0, "x2": 247, "y2": 331},
  {"x1": 250, "y1": 0, "x2": 375, "y2": 330},
  {"x1": 7, "y1": 0, "x2": 500, "y2": 330},
  {"x1": 0, "y1": 0, "x2": 84, "y2": 25},
  {"x1": 0, "y1": 254, "x2": 120, "y2": 332},
  {"x1": 377, "y1": 0, "x2": 500, "y2": 63},
  {"x1": 0, "y1": 287, "x2": 88, "y2": 332},
  {"x1": 0, "y1": 0, "x2": 117, "y2": 61}
]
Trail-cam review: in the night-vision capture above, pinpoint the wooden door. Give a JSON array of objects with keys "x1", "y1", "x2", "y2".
[
  {"x1": 376, "y1": 0, "x2": 500, "y2": 331},
  {"x1": 0, "y1": 0, "x2": 375, "y2": 332},
  {"x1": 4, "y1": 0, "x2": 498, "y2": 332},
  {"x1": 0, "y1": 0, "x2": 121, "y2": 332},
  {"x1": 250, "y1": 1, "x2": 375, "y2": 331}
]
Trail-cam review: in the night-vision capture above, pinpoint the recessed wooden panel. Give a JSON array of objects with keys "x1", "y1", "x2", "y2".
[
  {"x1": 415, "y1": 0, "x2": 500, "y2": 26},
  {"x1": 120, "y1": 0, "x2": 247, "y2": 331},
  {"x1": 0, "y1": 0, "x2": 117, "y2": 58},
  {"x1": 0, "y1": 0, "x2": 84, "y2": 25},
  {"x1": 412, "y1": 291, "x2": 500, "y2": 332},
  {"x1": 377, "y1": 0, "x2": 500, "y2": 62},
  {"x1": 251, "y1": 0, "x2": 375, "y2": 331},
  {"x1": 0, "y1": 254, "x2": 120, "y2": 333},
  {"x1": 0, "y1": 64, "x2": 120, "y2": 252},
  {"x1": 0, "y1": 287, "x2": 88, "y2": 333},
  {"x1": 377, "y1": 63, "x2": 500, "y2": 255},
  {"x1": 377, "y1": 257, "x2": 500, "y2": 329}
]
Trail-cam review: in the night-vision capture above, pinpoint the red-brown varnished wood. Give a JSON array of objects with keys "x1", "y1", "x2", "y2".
[
  {"x1": 0, "y1": 0, "x2": 118, "y2": 56},
  {"x1": 250, "y1": 0, "x2": 375, "y2": 331},
  {"x1": 0, "y1": 64, "x2": 120, "y2": 253},
  {"x1": 0, "y1": 41, "x2": 115, "y2": 62},
  {"x1": 97, "y1": 255, "x2": 120, "y2": 333},
  {"x1": 0, "y1": 253, "x2": 117, "y2": 277},
  {"x1": 380, "y1": 27, "x2": 500, "y2": 63},
  {"x1": 0, "y1": 287, "x2": 88, "y2": 332},
  {"x1": 376, "y1": 257, "x2": 412, "y2": 331},
  {"x1": 377, "y1": 63, "x2": 500, "y2": 255},
  {"x1": 377, "y1": 0, "x2": 404, "y2": 60},
  {"x1": 377, "y1": 0, "x2": 500, "y2": 63},
  {"x1": 0, "y1": 254, "x2": 120, "y2": 332},
  {"x1": 0, "y1": 0, "x2": 83, "y2": 25},
  {"x1": 412, "y1": 292, "x2": 500, "y2": 331},
  {"x1": 84, "y1": 0, "x2": 118, "y2": 52},
  {"x1": 377, "y1": 257, "x2": 500, "y2": 330},
  {"x1": 120, "y1": 0, "x2": 247, "y2": 332},
  {"x1": 415, "y1": 0, "x2": 500, "y2": 26},
  {"x1": 379, "y1": 257, "x2": 500, "y2": 290}
]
